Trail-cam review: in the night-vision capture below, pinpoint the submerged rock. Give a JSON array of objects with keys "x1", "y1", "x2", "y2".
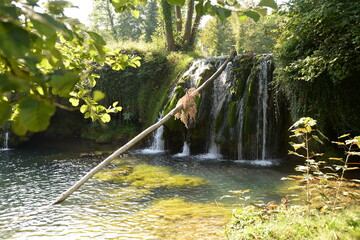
[{"x1": 94, "y1": 163, "x2": 208, "y2": 189}]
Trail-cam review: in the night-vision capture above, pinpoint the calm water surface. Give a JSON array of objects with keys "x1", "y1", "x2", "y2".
[{"x1": 0, "y1": 141, "x2": 296, "y2": 239}]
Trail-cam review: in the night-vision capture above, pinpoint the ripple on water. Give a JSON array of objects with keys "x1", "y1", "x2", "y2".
[{"x1": 0, "y1": 147, "x2": 293, "y2": 239}]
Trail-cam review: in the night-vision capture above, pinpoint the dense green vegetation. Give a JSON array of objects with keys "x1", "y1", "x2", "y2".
[
  {"x1": 275, "y1": 0, "x2": 360, "y2": 136},
  {"x1": 1, "y1": 0, "x2": 359, "y2": 239}
]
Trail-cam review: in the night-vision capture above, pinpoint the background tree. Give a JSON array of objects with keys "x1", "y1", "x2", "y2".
[
  {"x1": 111, "y1": 0, "x2": 278, "y2": 51},
  {"x1": 275, "y1": 0, "x2": 360, "y2": 136},
  {"x1": 232, "y1": 13, "x2": 281, "y2": 54},
  {"x1": 89, "y1": 0, "x2": 145, "y2": 41},
  {"x1": 199, "y1": 18, "x2": 235, "y2": 56},
  {"x1": 0, "y1": 0, "x2": 139, "y2": 135},
  {"x1": 143, "y1": 0, "x2": 159, "y2": 42}
]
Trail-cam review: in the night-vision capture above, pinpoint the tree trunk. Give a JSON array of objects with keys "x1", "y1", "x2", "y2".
[
  {"x1": 175, "y1": 6, "x2": 182, "y2": 32},
  {"x1": 105, "y1": 0, "x2": 118, "y2": 41},
  {"x1": 161, "y1": 0, "x2": 176, "y2": 51},
  {"x1": 185, "y1": 14, "x2": 202, "y2": 50},
  {"x1": 52, "y1": 50, "x2": 237, "y2": 204},
  {"x1": 182, "y1": 0, "x2": 194, "y2": 45}
]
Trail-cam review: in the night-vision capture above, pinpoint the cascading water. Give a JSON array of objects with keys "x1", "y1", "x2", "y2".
[
  {"x1": 203, "y1": 61, "x2": 233, "y2": 159},
  {"x1": 153, "y1": 54, "x2": 283, "y2": 160},
  {"x1": 2, "y1": 132, "x2": 9, "y2": 150},
  {"x1": 141, "y1": 124, "x2": 165, "y2": 154},
  {"x1": 258, "y1": 59, "x2": 269, "y2": 160},
  {"x1": 174, "y1": 141, "x2": 190, "y2": 157}
]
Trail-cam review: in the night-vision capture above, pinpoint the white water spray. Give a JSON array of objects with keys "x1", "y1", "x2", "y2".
[{"x1": 1, "y1": 132, "x2": 9, "y2": 150}]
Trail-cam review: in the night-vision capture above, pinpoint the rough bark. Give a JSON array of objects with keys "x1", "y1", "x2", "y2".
[
  {"x1": 175, "y1": 6, "x2": 182, "y2": 32},
  {"x1": 52, "y1": 50, "x2": 237, "y2": 204},
  {"x1": 182, "y1": 0, "x2": 194, "y2": 45},
  {"x1": 186, "y1": 14, "x2": 202, "y2": 50},
  {"x1": 161, "y1": 0, "x2": 176, "y2": 51}
]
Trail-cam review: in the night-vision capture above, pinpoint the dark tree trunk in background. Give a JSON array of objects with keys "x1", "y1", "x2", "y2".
[
  {"x1": 161, "y1": 0, "x2": 176, "y2": 51},
  {"x1": 182, "y1": 0, "x2": 194, "y2": 45},
  {"x1": 175, "y1": 6, "x2": 182, "y2": 32}
]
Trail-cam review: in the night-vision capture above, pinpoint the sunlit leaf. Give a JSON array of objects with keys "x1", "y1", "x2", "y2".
[
  {"x1": 238, "y1": 14, "x2": 247, "y2": 22},
  {"x1": 100, "y1": 113, "x2": 111, "y2": 123},
  {"x1": 50, "y1": 71, "x2": 80, "y2": 97},
  {"x1": 80, "y1": 104, "x2": 88, "y2": 113},
  {"x1": 69, "y1": 97, "x2": 79, "y2": 107},
  {"x1": 329, "y1": 157, "x2": 343, "y2": 161},
  {"x1": 93, "y1": 90, "x2": 105, "y2": 102},
  {"x1": 17, "y1": 97, "x2": 56, "y2": 133},
  {"x1": 332, "y1": 141, "x2": 345, "y2": 146},
  {"x1": 288, "y1": 150, "x2": 305, "y2": 158},
  {"x1": 339, "y1": 133, "x2": 350, "y2": 139},
  {"x1": 87, "y1": 31, "x2": 106, "y2": 46},
  {"x1": 291, "y1": 142, "x2": 305, "y2": 151},
  {"x1": 346, "y1": 151, "x2": 360, "y2": 156}
]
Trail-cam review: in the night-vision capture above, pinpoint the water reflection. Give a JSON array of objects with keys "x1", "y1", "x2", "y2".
[{"x1": 0, "y1": 143, "x2": 294, "y2": 239}]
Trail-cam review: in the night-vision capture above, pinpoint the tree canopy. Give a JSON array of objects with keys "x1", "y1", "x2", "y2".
[
  {"x1": 275, "y1": 0, "x2": 360, "y2": 135},
  {"x1": 0, "y1": 0, "x2": 140, "y2": 135}
]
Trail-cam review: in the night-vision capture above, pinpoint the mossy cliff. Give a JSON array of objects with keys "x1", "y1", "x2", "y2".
[
  {"x1": 160, "y1": 54, "x2": 289, "y2": 159},
  {"x1": 32, "y1": 50, "x2": 197, "y2": 145}
]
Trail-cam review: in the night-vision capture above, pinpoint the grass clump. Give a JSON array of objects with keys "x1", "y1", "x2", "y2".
[
  {"x1": 94, "y1": 163, "x2": 208, "y2": 189},
  {"x1": 226, "y1": 205, "x2": 360, "y2": 240}
]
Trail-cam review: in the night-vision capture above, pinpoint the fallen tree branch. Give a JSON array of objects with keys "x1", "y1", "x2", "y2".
[{"x1": 52, "y1": 50, "x2": 237, "y2": 204}]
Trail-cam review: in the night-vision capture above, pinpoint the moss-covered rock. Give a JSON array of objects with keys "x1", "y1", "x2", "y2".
[
  {"x1": 127, "y1": 197, "x2": 231, "y2": 239},
  {"x1": 94, "y1": 163, "x2": 208, "y2": 189}
]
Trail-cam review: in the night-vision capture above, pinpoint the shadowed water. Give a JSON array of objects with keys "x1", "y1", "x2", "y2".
[{"x1": 0, "y1": 141, "x2": 295, "y2": 239}]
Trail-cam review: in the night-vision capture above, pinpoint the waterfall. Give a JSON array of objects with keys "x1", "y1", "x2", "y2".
[
  {"x1": 141, "y1": 125, "x2": 165, "y2": 154},
  {"x1": 157, "y1": 54, "x2": 279, "y2": 160},
  {"x1": 204, "y1": 61, "x2": 233, "y2": 159},
  {"x1": 174, "y1": 141, "x2": 190, "y2": 157},
  {"x1": 1, "y1": 132, "x2": 9, "y2": 150},
  {"x1": 258, "y1": 59, "x2": 269, "y2": 160}
]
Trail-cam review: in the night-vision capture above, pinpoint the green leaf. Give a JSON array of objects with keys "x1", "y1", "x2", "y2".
[
  {"x1": 50, "y1": 71, "x2": 80, "y2": 97},
  {"x1": 215, "y1": 7, "x2": 231, "y2": 21},
  {"x1": 0, "y1": 22, "x2": 31, "y2": 58},
  {"x1": 12, "y1": 118, "x2": 27, "y2": 136},
  {"x1": 254, "y1": 8, "x2": 268, "y2": 16},
  {"x1": 166, "y1": 0, "x2": 185, "y2": 6},
  {"x1": 17, "y1": 97, "x2": 56, "y2": 133},
  {"x1": 339, "y1": 133, "x2": 350, "y2": 139},
  {"x1": 312, "y1": 134, "x2": 324, "y2": 145},
  {"x1": 100, "y1": 113, "x2": 111, "y2": 123},
  {"x1": 93, "y1": 90, "x2": 105, "y2": 101},
  {"x1": 26, "y1": 10, "x2": 73, "y2": 40},
  {"x1": 45, "y1": 1, "x2": 73, "y2": 15},
  {"x1": 69, "y1": 97, "x2": 79, "y2": 107},
  {"x1": 238, "y1": 14, "x2": 247, "y2": 22},
  {"x1": 86, "y1": 31, "x2": 106, "y2": 46},
  {"x1": 291, "y1": 142, "x2": 305, "y2": 151},
  {"x1": 131, "y1": 9, "x2": 140, "y2": 18},
  {"x1": 258, "y1": 0, "x2": 277, "y2": 9},
  {"x1": 0, "y1": 101, "x2": 12, "y2": 125},
  {"x1": 243, "y1": 11, "x2": 261, "y2": 22},
  {"x1": 80, "y1": 104, "x2": 88, "y2": 113}
]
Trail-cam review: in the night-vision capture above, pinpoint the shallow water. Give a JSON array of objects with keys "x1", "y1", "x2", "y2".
[{"x1": 0, "y1": 141, "x2": 296, "y2": 239}]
